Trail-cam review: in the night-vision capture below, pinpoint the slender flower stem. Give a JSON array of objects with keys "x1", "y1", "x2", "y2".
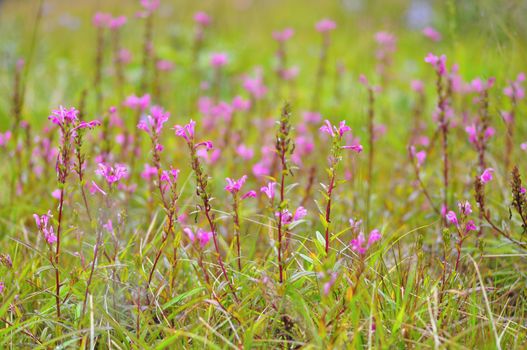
[
  {"x1": 324, "y1": 170, "x2": 335, "y2": 255},
  {"x1": 54, "y1": 187, "x2": 64, "y2": 318}
]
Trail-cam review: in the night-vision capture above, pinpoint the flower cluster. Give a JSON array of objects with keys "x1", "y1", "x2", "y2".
[
  {"x1": 184, "y1": 227, "x2": 212, "y2": 249},
  {"x1": 34, "y1": 211, "x2": 57, "y2": 245},
  {"x1": 446, "y1": 201, "x2": 477, "y2": 234},
  {"x1": 96, "y1": 163, "x2": 128, "y2": 185}
]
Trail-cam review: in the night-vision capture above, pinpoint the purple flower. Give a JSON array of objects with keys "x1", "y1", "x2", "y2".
[
  {"x1": 210, "y1": 53, "x2": 229, "y2": 68},
  {"x1": 480, "y1": 168, "x2": 494, "y2": 184},
  {"x1": 260, "y1": 182, "x2": 276, "y2": 200},
  {"x1": 96, "y1": 163, "x2": 128, "y2": 184},
  {"x1": 273, "y1": 28, "x2": 294, "y2": 42},
  {"x1": 293, "y1": 206, "x2": 307, "y2": 221},
  {"x1": 241, "y1": 190, "x2": 257, "y2": 199},
  {"x1": 465, "y1": 220, "x2": 477, "y2": 232},
  {"x1": 34, "y1": 211, "x2": 57, "y2": 244},
  {"x1": 137, "y1": 106, "x2": 170, "y2": 135},
  {"x1": 424, "y1": 53, "x2": 447, "y2": 76},
  {"x1": 194, "y1": 11, "x2": 211, "y2": 26},
  {"x1": 458, "y1": 201, "x2": 472, "y2": 215},
  {"x1": 315, "y1": 19, "x2": 336, "y2": 33},
  {"x1": 48, "y1": 106, "x2": 79, "y2": 126},
  {"x1": 446, "y1": 211, "x2": 458, "y2": 225},
  {"x1": 225, "y1": 175, "x2": 247, "y2": 193},
  {"x1": 124, "y1": 94, "x2": 151, "y2": 110},
  {"x1": 173, "y1": 119, "x2": 196, "y2": 143},
  {"x1": 422, "y1": 27, "x2": 441, "y2": 41}
]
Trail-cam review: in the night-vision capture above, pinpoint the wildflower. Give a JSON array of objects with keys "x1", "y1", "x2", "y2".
[
  {"x1": 51, "y1": 189, "x2": 61, "y2": 199},
  {"x1": 141, "y1": 164, "x2": 158, "y2": 180},
  {"x1": 504, "y1": 73, "x2": 525, "y2": 100},
  {"x1": 194, "y1": 11, "x2": 211, "y2": 26},
  {"x1": 89, "y1": 181, "x2": 107, "y2": 196},
  {"x1": 261, "y1": 182, "x2": 276, "y2": 200},
  {"x1": 293, "y1": 206, "x2": 307, "y2": 221},
  {"x1": 231, "y1": 96, "x2": 251, "y2": 111},
  {"x1": 273, "y1": 28, "x2": 294, "y2": 42},
  {"x1": 411, "y1": 80, "x2": 424, "y2": 93},
  {"x1": 173, "y1": 119, "x2": 196, "y2": 143},
  {"x1": 96, "y1": 163, "x2": 128, "y2": 184},
  {"x1": 480, "y1": 168, "x2": 494, "y2": 184},
  {"x1": 0, "y1": 131, "x2": 12, "y2": 147},
  {"x1": 103, "y1": 220, "x2": 113, "y2": 233},
  {"x1": 184, "y1": 227, "x2": 212, "y2": 248},
  {"x1": 351, "y1": 229, "x2": 381, "y2": 255},
  {"x1": 124, "y1": 94, "x2": 151, "y2": 110},
  {"x1": 225, "y1": 175, "x2": 247, "y2": 193},
  {"x1": 315, "y1": 19, "x2": 336, "y2": 33},
  {"x1": 140, "y1": 0, "x2": 160, "y2": 13},
  {"x1": 92, "y1": 12, "x2": 111, "y2": 27},
  {"x1": 109, "y1": 16, "x2": 127, "y2": 29},
  {"x1": 34, "y1": 211, "x2": 57, "y2": 244},
  {"x1": 210, "y1": 52, "x2": 228, "y2": 68},
  {"x1": 137, "y1": 106, "x2": 170, "y2": 135},
  {"x1": 156, "y1": 59, "x2": 174, "y2": 71},
  {"x1": 241, "y1": 190, "x2": 257, "y2": 199},
  {"x1": 424, "y1": 53, "x2": 447, "y2": 76},
  {"x1": 236, "y1": 144, "x2": 254, "y2": 160},
  {"x1": 422, "y1": 27, "x2": 441, "y2": 41},
  {"x1": 446, "y1": 211, "x2": 458, "y2": 225}
]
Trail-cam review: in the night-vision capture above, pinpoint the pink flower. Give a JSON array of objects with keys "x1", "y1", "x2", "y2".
[
  {"x1": 137, "y1": 106, "x2": 170, "y2": 135},
  {"x1": 315, "y1": 19, "x2": 336, "y2": 33},
  {"x1": 89, "y1": 181, "x2": 107, "y2": 196},
  {"x1": 210, "y1": 53, "x2": 228, "y2": 68},
  {"x1": 504, "y1": 73, "x2": 525, "y2": 100},
  {"x1": 243, "y1": 74, "x2": 267, "y2": 99},
  {"x1": 34, "y1": 211, "x2": 57, "y2": 244},
  {"x1": 241, "y1": 190, "x2": 257, "y2": 199},
  {"x1": 141, "y1": 164, "x2": 158, "y2": 180},
  {"x1": 272, "y1": 28, "x2": 294, "y2": 42},
  {"x1": 184, "y1": 227, "x2": 195, "y2": 243},
  {"x1": 160, "y1": 168, "x2": 180, "y2": 184},
  {"x1": 156, "y1": 59, "x2": 174, "y2": 71},
  {"x1": 465, "y1": 220, "x2": 477, "y2": 232},
  {"x1": 458, "y1": 201, "x2": 472, "y2": 215},
  {"x1": 103, "y1": 220, "x2": 113, "y2": 233},
  {"x1": 197, "y1": 230, "x2": 212, "y2": 248},
  {"x1": 367, "y1": 229, "x2": 382, "y2": 246},
  {"x1": 92, "y1": 12, "x2": 111, "y2": 28},
  {"x1": 422, "y1": 27, "x2": 441, "y2": 41},
  {"x1": 415, "y1": 150, "x2": 426, "y2": 166},
  {"x1": 424, "y1": 53, "x2": 447, "y2": 76},
  {"x1": 96, "y1": 163, "x2": 128, "y2": 184},
  {"x1": 118, "y1": 49, "x2": 132, "y2": 64},
  {"x1": 521, "y1": 143, "x2": 527, "y2": 151},
  {"x1": 51, "y1": 189, "x2": 61, "y2": 199},
  {"x1": 173, "y1": 119, "x2": 196, "y2": 142},
  {"x1": 411, "y1": 80, "x2": 424, "y2": 93},
  {"x1": 225, "y1": 175, "x2": 247, "y2": 193},
  {"x1": 48, "y1": 106, "x2": 79, "y2": 126},
  {"x1": 232, "y1": 96, "x2": 251, "y2": 111},
  {"x1": 194, "y1": 11, "x2": 211, "y2": 26},
  {"x1": 260, "y1": 182, "x2": 276, "y2": 200},
  {"x1": 109, "y1": 16, "x2": 127, "y2": 29},
  {"x1": 293, "y1": 206, "x2": 307, "y2": 221},
  {"x1": 236, "y1": 144, "x2": 254, "y2": 160},
  {"x1": 446, "y1": 211, "x2": 458, "y2": 225},
  {"x1": 480, "y1": 168, "x2": 494, "y2": 184},
  {"x1": 303, "y1": 111, "x2": 321, "y2": 123},
  {"x1": 124, "y1": 94, "x2": 151, "y2": 110},
  {"x1": 140, "y1": 0, "x2": 160, "y2": 12},
  {"x1": 0, "y1": 131, "x2": 12, "y2": 147}
]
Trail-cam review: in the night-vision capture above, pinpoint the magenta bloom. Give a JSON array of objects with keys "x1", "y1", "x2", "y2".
[
  {"x1": 411, "y1": 80, "x2": 424, "y2": 93},
  {"x1": 93, "y1": 12, "x2": 111, "y2": 28},
  {"x1": 109, "y1": 16, "x2": 127, "y2": 29},
  {"x1": 241, "y1": 190, "x2": 257, "y2": 199},
  {"x1": 480, "y1": 168, "x2": 494, "y2": 184},
  {"x1": 236, "y1": 144, "x2": 254, "y2": 160},
  {"x1": 293, "y1": 206, "x2": 307, "y2": 221},
  {"x1": 422, "y1": 27, "x2": 441, "y2": 41},
  {"x1": 173, "y1": 119, "x2": 196, "y2": 143},
  {"x1": 184, "y1": 227, "x2": 212, "y2": 248},
  {"x1": 156, "y1": 59, "x2": 174, "y2": 72},
  {"x1": 137, "y1": 106, "x2": 170, "y2": 135},
  {"x1": 141, "y1": 164, "x2": 158, "y2": 180},
  {"x1": 34, "y1": 211, "x2": 57, "y2": 244},
  {"x1": 124, "y1": 94, "x2": 151, "y2": 110},
  {"x1": 319, "y1": 120, "x2": 349, "y2": 137},
  {"x1": 103, "y1": 220, "x2": 113, "y2": 233},
  {"x1": 225, "y1": 175, "x2": 247, "y2": 193},
  {"x1": 446, "y1": 211, "x2": 458, "y2": 225},
  {"x1": 48, "y1": 106, "x2": 79, "y2": 126},
  {"x1": 89, "y1": 181, "x2": 107, "y2": 196},
  {"x1": 504, "y1": 73, "x2": 525, "y2": 100},
  {"x1": 194, "y1": 11, "x2": 211, "y2": 26},
  {"x1": 465, "y1": 220, "x2": 477, "y2": 232},
  {"x1": 210, "y1": 53, "x2": 228, "y2": 68},
  {"x1": 232, "y1": 96, "x2": 251, "y2": 111},
  {"x1": 351, "y1": 229, "x2": 381, "y2": 255},
  {"x1": 315, "y1": 19, "x2": 336, "y2": 33},
  {"x1": 140, "y1": 0, "x2": 160, "y2": 12},
  {"x1": 260, "y1": 182, "x2": 276, "y2": 200},
  {"x1": 0, "y1": 130, "x2": 12, "y2": 147},
  {"x1": 272, "y1": 28, "x2": 294, "y2": 42},
  {"x1": 96, "y1": 163, "x2": 128, "y2": 184},
  {"x1": 415, "y1": 150, "x2": 426, "y2": 166},
  {"x1": 424, "y1": 53, "x2": 447, "y2": 76}
]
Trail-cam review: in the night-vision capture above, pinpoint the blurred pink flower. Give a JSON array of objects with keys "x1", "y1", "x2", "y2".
[
  {"x1": 315, "y1": 19, "x2": 336, "y2": 33},
  {"x1": 480, "y1": 168, "x2": 494, "y2": 184},
  {"x1": 194, "y1": 11, "x2": 211, "y2": 26},
  {"x1": 210, "y1": 52, "x2": 229, "y2": 68},
  {"x1": 422, "y1": 27, "x2": 441, "y2": 41}
]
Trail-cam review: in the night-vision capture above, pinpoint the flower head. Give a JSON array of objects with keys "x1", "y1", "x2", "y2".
[
  {"x1": 210, "y1": 53, "x2": 228, "y2": 68},
  {"x1": 225, "y1": 175, "x2": 247, "y2": 194},
  {"x1": 96, "y1": 163, "x2": 128, "y2": 184},
  {"x1": 260, "y1": 181, "x2": 276, "y2": 200},
  {"x1": 34, "y1": 211, "x2": 57, "y2": 244},
  {"x1": 425, "y1": 53, "x2": 447, "y2": 76},
  {"x1": 273, "y1": 28, "x2": 294, "y2": 42},
  {"x1": 315, "y1": 19, "x2": 336, "y2": 33},
  {"x1": 173, "y1": 119, "x2": 196, "y2": 143},
  {"x1": 422, "y1": 27, "x2": 441, "y2": 41},
  {"x1": 480, "y1": 168, "x2": 494, "y2": 184},
  {"x1": 194, "y1": 11, "x2": 211, "y2": 26}
]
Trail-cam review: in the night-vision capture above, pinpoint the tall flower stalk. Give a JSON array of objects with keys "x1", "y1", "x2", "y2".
[
  {"x1": 502, "y1": 73, "x2": 525, "y2": 173},
  {"x1": 274, "y1": 103, "x2": 294, "y2": 283},
  {"x1": 174, "y1": 120, "x2": 238, "y2": 300},
  {"x1": 48, "y1": 106, "x2": 100, "y2": 318},
  {"x1": 425, "y1": 53, "x2": 450, "y2": 224},
  {"x1": 319, "y1": 120, "x2": 362, "y2": 254}
]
